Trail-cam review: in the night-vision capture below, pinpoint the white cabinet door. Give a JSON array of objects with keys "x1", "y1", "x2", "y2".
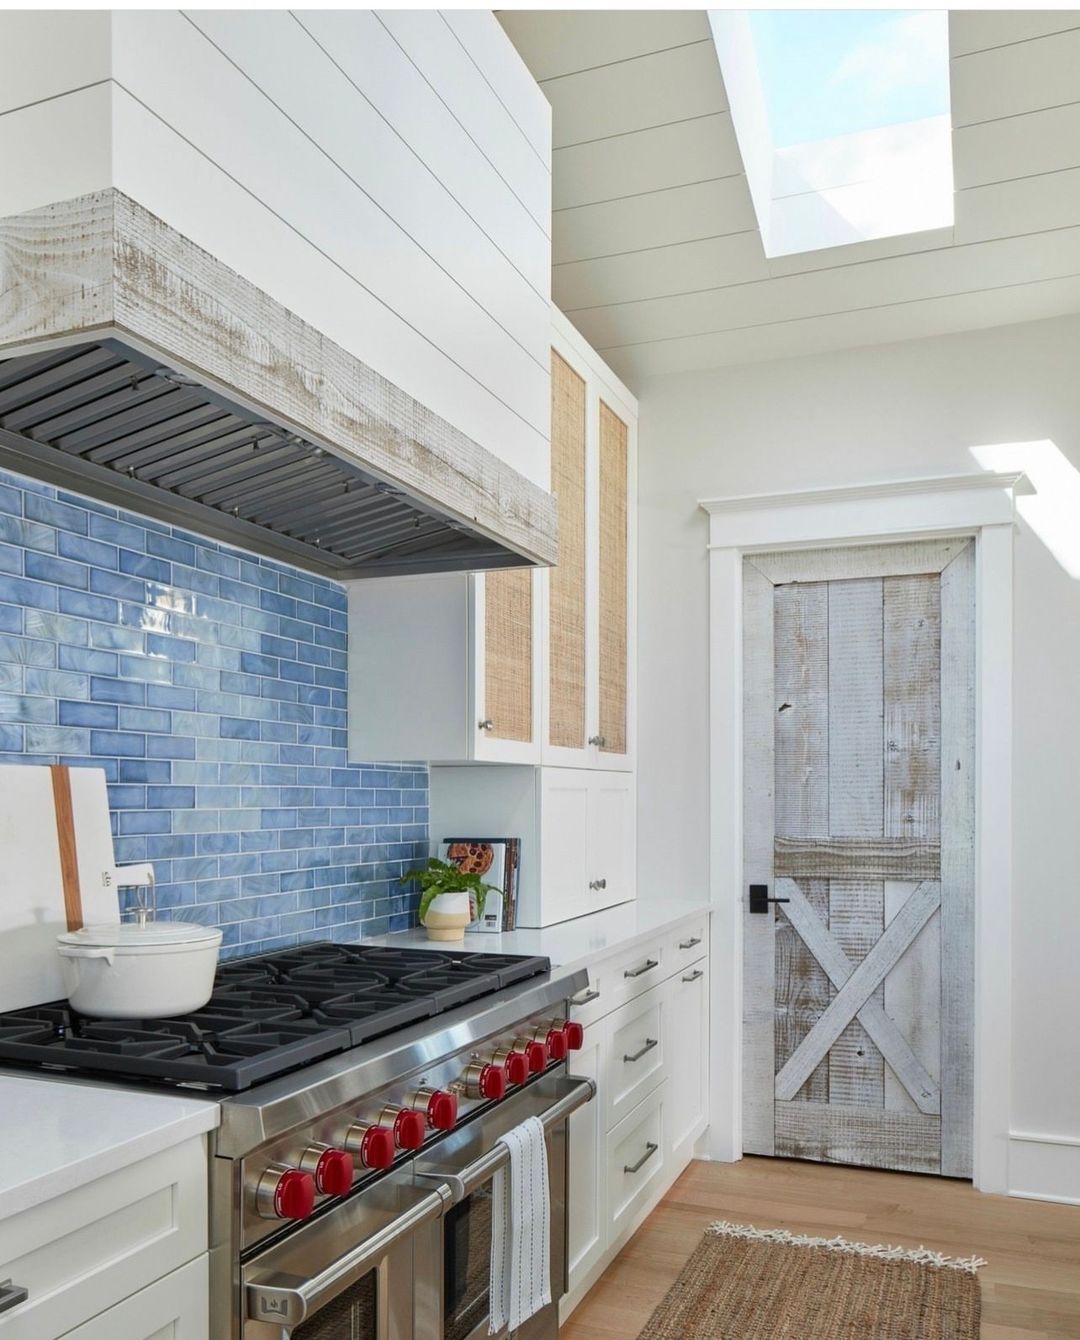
[
  {"x1": 538, "y1": 770, "x2": 590, "y2": 925},
  {"x1": 587, "y1": 771, "x2": 635, "y2": 913},
  {"x1": 566, "y1": 1021, "x2": 606, "y2": 1293},
  {"x1": 664, "y1": 955, "x2": 710, "y2": 1170},
  {"x1": 59, "y1": 1256, "x2": 207, "y2": 1340}
]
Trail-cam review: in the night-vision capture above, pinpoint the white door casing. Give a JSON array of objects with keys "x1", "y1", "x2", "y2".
[
  {"x1": 700, "y1": 472, "x2": 1024, "y2": 1194},
  {"x1": 742, "y1": 540, "x2": 974, "y2": 1176}
]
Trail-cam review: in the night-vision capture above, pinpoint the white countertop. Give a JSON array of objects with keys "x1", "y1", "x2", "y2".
[
  {"x1": 0, "y1": 1073, "x2": 219, "y2": 1223},
  {"x1": 366, "y1": 896, "x2": 711, "y2": 972}
]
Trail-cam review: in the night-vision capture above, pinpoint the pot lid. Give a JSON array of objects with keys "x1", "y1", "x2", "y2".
[{"x1": 58, "y1": 921, "x2": 222, "y2": 949}]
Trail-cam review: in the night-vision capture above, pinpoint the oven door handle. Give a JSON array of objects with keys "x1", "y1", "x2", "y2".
[
  {"x1": 245, "y1": 1182, "x2": 453, "y2": 1334},
  {"x1": 415, "y1": 1075, "x2": 596, "y2": 1205}
]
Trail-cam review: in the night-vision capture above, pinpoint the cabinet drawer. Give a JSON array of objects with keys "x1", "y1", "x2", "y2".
[
  {"x1": 58, "y1": 1255, "x2": 207, "y2": 1340},
  {"x1": 606, "y1": 1086, "x2": 665, "y2": 1239},
  {"x1": 0, "y1": 1138, "x2": 207, "y2": 1340},
  {"x1": 604, "y1": 990, "x2": 665, "y2": 1129},
  {"x1": 602, "y1": 936, "x2": 667, "y2": 1014},
  {"x1": 670, "y1": 920, "x2": 707, "y2": 966}
]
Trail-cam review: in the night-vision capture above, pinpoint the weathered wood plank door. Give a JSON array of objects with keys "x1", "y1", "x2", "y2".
[{"x1": 742, "y1": 539, "x2": 975, "y2": 1176}]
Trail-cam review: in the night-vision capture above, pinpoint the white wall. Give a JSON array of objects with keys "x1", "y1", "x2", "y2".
[
  {"x1": 635, "y1": 311, "x2": 1080, "y2": 1199},
  {"x1": 0, "y1": 9, "x2": 552, "y2": 490}
]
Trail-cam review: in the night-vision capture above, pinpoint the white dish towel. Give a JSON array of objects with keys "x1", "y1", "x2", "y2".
[{"x1": 488, "y1": 1115, "x2": 552, "y2": 1334}]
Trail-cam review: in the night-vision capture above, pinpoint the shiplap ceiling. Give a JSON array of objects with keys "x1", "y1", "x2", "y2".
[{"x1": 498, "y1": 9, "x2": 1080, "y2": 386}]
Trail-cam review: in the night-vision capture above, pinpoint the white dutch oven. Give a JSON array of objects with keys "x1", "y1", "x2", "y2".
[{"x1": 57, "y1": 918, "x2": 222, "y2": 1018}]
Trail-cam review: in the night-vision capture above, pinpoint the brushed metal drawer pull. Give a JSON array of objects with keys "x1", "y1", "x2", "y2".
[
  {"x1": 571, "y1": 988, "x2": 600, "y2": 1006},
  {"x1": 682, "y1": 969, "x2": 704, "y2": 983},
  {"x1": 478, "y1": 718, "x2": 494, "y2": 731},
  {"x1": 679, "y1": 936, "x2": 703, "y2": 950},
  {"x1": 623, "y1": 1037, "x2": 658, "y2": 1064},
  {"x1": 0, "y1": 1281, "x2": 28, "y2": 1315},
  {"x1": 624, "y1": 1142, "x2": 659, "y2": 1175},
  {"x1": 624, "y1": 958, "x2": 658, "y2": 979},
  {"x1": 588, "y1": 878, "x2": 607, "y2": 890}
]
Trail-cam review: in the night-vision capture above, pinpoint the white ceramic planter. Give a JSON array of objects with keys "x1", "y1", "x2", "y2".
[
  {"x1": 423, "y1": 890, "x2": 471, "y2": 942},
  {"x1": 57, "y1": 920, "x2": 222, "y2": 1018}
]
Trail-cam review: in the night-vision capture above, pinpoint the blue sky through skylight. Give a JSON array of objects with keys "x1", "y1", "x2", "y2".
[{"x1": 747, "y1": 10, "x2": 951, "y2": 148}]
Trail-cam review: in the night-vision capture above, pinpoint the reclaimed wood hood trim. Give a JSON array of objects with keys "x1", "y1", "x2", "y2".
[{"x1": 0, "y1": 190, "x2": 557, "y2": 577}]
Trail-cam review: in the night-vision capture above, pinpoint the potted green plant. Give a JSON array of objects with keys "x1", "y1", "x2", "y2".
[{"x1": 400, "y1": 857, "x2": 498, "y2": 942}]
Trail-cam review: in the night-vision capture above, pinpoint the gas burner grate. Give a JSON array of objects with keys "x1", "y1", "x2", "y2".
[{"x1": 0, "y1": 941, "x2": 551, "y2": 1091}]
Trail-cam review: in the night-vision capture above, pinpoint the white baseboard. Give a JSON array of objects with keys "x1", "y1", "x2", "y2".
[{"x1": 1008, "y1": 1131, "x2": 1080, "y2": 1205}]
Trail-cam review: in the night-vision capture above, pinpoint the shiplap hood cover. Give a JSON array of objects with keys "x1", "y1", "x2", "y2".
[{"x1": 0, "y1": 191, "x2": 557, "y2": 578}]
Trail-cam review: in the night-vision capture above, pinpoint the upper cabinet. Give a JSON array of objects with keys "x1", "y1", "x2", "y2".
[
  {"x1": 347, "y1": 312, "x2": 637, "y2": 770},
  {"x1": 0, "y1": 11, "x2": 556, "y2": 576},
  {"x1": 543, "y1": 314, "x2": 637, "y2": 770}
]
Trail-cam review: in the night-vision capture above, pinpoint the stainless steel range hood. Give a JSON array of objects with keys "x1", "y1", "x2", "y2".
[{"x1": 0, "y1": 191, "x2": 557, "y2": 579}]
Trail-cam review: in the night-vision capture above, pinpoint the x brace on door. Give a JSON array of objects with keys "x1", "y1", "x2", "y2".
[{"x1": 773, "y1": 879, "x2": 942, "y2": 1113}]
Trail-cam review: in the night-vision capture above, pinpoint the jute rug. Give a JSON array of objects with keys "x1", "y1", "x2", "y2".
[{"x1": 638, "y1": 1221, "x2": 984, "y2": 1339}]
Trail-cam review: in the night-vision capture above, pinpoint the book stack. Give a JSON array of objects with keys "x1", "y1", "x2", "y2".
[{"x1": 440, "y1": 838, "x2": 521, "y2": 933}]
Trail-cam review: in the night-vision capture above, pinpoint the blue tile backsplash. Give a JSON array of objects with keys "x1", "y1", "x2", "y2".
[{"x1": 0, "y1": 467, "x2": 427, "y2": 957}]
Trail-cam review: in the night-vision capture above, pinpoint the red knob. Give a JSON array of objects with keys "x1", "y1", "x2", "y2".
[
  {"x1": 313, "y1": 1149, "x2": 354, "y2": 1197},
  {"x1": 546, "y1": 1027, "x2": 568, "y2": 1061},
  {"x1": 523, "y1": 1040, "x2": 548, "y2": 1073},
  {"x1": 392, "y1": 1109, "x2": 427, "y2": 1150},
  {"x1": 563, "y1": 1020, "x2": 584, "y2": 1051},
  {"x1": 504, "y1": 1051, "x2": 530, "y2": 1085},
  {"x1": 479, "y1": 1064, "x2": 507, "y2": 1101},
  {"x1": 427, "y1": 1090, "x2": 458, "y2": 1130},
  {"x1": 348, "y1": 1124, "x2": 396, "y2": 1170},
  {"x1": 274, "y1": 1169, "x2": 315, "y2": 1220}
]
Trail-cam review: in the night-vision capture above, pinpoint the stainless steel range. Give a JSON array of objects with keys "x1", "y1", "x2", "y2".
[{"x1": 0, "y1": 941, "x2": 594, "y2": 1339}]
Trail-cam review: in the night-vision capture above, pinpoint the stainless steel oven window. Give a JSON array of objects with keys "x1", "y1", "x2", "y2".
[
  {"x1": 444, "y1": 1189, "x2": 494, "y2": 1340},
  {"x1": 292, "y1": 1268, "x2": 378, "y2": 1340}
]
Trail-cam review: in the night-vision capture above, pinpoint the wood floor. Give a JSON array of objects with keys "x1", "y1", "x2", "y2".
[{"x1": 561, "y1": 1156, "x2": 1080, "y2": 1340}]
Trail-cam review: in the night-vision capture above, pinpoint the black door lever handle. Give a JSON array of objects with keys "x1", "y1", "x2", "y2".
[{"x1": 749, "y1": 884, "x2": 790, "y2": 914}]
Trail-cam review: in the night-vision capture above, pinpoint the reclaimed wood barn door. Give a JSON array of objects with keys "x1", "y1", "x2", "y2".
[{"x1": 742, "y1": 538, "x2": 975, "y2": 1177}]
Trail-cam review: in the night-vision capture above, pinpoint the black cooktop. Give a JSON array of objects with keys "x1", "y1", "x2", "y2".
[{"x1": 0, "y1": 942, "x2": 551, "y2": 1092}]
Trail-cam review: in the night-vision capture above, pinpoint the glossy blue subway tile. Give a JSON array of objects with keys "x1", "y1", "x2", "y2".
[
  {"x1": 0, "y1": 693, "x2": 55, "y2": 724},
  {"x1": 0, "y1": 574, "x2": 57, "y2": 611},
  {"x1": 89, "y1": 514, "x2": 145, "y2": 549},
  {"x1": 0, "y1": 513, "x2": 56, "y2": 552},
  {"x1": 26, "y1": 551, "x2": 89, "y2": 590},
  {"x1": 147, "y1": 683, "x2": 196, "y2": 711},
  {"x1": 25, "y1": 494, "x2": 88, "y2": 535},
  {"x1": 60, "y1": 588, "x2": 116, "y2": 622},
  {"x1": 118, "y1": 706, "x2": 172, "y2": 733},
  {"x1": 146, "y1": 733, "x2": 196, "y2": 760},
  {"x1": 59, "y1": 532, "x2": 118, "y2": 569},
  {"x1": 120, "y1": 759, "x2": 172, "y2": 784},
  {"x1": 108, "y1": 784, "x2": 147, "y2": 809},
  {"x1": 91, "y1": 676, "x2": 145, "y2": 706},
  {"x1": 27, "y1": 668, "x2": 88, "y2": 700},
  {"x1": 147, "y1": 532, "x2": 196, "y2": 566},
  {"x1": 90, "y1": 568, "x2": 146, "y2": 602},
  {"x1": 0, "y1": 634, "x2": 56, "y2": 668},
  {"x1": 147, "y1": 632, "x2": 196, "y2": 663}
]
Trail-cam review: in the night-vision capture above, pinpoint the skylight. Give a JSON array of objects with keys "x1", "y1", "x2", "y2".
[{"x1": 710, "y1": 10, "x2": 954, "y2": 258}]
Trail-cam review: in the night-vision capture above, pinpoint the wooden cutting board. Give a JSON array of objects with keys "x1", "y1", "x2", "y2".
[{"x1": 0, "y1": 764, "x2": 125, "y2": 1012}]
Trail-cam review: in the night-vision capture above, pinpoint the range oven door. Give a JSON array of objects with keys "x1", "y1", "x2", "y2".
[
  {"x1": 242, "y1": 1076, "x2": 594, "y2": 1340},
  {"x1": 244, "y1": 1172, "x2": 450, "y2": 1340},
  {"x1": 413, "y1": 1075, "x2": 594, "y2": 1340}
]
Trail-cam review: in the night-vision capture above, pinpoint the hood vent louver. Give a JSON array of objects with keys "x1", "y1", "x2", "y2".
[
  {"x1": 0, "y1": 339, "x2": 523, "y2": 577},
  {"x1": 0, "y1": 190, "x2": 556, "y2": 579}
]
